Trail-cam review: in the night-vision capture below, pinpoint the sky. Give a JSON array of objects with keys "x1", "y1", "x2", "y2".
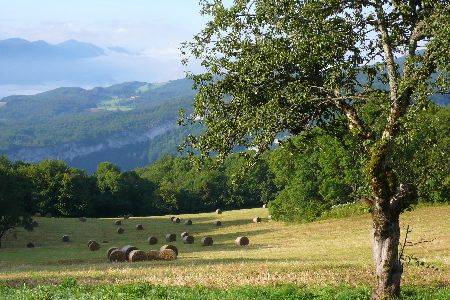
[
  {"x1": 0, "y1": 1, "x2": 238, "y2": 95},
  {"x1": 0, "y1": 0, "x2": 208, "y2": 57}
]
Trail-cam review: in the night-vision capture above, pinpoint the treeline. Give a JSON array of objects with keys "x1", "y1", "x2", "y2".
[
  {"x1": 0, "y1": 154, "x2": 276, "y2": 218},
  {"x1": 0, "y1": 104, "x2": 448, "y2": 221}
]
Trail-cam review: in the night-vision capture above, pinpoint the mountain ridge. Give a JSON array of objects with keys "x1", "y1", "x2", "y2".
[
  {"x1": 0, "y1": 37, "x2": 185, "y2": 86},
  {"x1": 0, "y1": 38, "x2": 105, "y2": 60}
]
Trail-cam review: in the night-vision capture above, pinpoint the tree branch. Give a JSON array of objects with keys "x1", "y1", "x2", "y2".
[
  {"x1": 403, "y1": 20, "x2": 427, "y2": 79},
  {"x1": 375, "y1": 2, "x2": 401, "y2": 140},
  {"x1": 308, "y1": 87, "x2": 372, "y2": 140},
  {"x1": 390, "y1": 183, "x2": 417, "y2": 214},
  {"x1": 334, "y1": 99, "x2": 372, "y2": 140}
]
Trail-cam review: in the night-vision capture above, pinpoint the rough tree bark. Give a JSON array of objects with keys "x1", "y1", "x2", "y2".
[
  {"x1": 368, "y1": 142, "x2": 417, "y2": 299},
  {"x1": 372, "y1": 206, "x2": 402, "y2": 299},
  {"x1": 370, "y1": 183, "x2": 416, "y2": 299}
]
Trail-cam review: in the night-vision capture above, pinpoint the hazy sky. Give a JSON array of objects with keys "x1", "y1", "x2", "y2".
[
  {"x1": 0, "y1": 0, "x2": 217, "y2": 58},
  {"x1": 0, "y1": 1, "x2": 237, "y2": 94}
]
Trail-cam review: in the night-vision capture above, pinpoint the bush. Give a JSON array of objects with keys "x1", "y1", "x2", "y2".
[{"x1": 268, "y1": 128, "x2": 366, "y2": 222}]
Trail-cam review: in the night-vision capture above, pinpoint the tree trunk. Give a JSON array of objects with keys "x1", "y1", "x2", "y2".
[
  {"x1": 371, "y1": 205, "x2": 402, "y2": 299},
  {"x1": 367, "y1": 137, "x2": 416, "y2": 299}
]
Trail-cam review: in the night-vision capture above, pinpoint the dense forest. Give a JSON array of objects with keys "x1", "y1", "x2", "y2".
[{"x1": 1, "y1": 103, "x2": 448, "y2": 223}]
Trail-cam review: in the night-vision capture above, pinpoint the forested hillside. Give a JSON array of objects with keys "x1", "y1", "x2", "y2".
[
  {"x1": 0, "y1": 102, "x2": 447, "y2": 220},
  {"x1": 0, "y1": 76, "x2": 448, "y2": 173},
  {"x1": 0, "y1": 79, "x2": 196, "y2": 172}
]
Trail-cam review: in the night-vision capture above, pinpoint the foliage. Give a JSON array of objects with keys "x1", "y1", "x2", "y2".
[
  {"x1": 17, "y1": 160, "x2": 95, "y2": 217},
  {"x1": 393, "y1": 104, "x2": 450, "y2": 204},
  {"x1": 136, "y1": 154, "x2": 276, "y2": 214},
  {"x1": 320, "y1": 201, "x2": 370, "y2": 221},
  {"x1": 0, "y1": 156, "x2": 33, "y2": 248},
  {"x1": 93, "y1": 162, "x2": 158, "y2": 217},
  {"x1": 267, "y1": 127, "x2": 368, "y2": 222}
]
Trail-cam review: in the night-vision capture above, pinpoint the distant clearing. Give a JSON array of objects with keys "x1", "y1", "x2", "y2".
[{"x1": 96, "y1": 97, "x2": 134, "y2": 111}]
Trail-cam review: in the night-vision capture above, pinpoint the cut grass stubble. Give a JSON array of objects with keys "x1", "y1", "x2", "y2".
[{"x1": 0, "y1": 206, "x2": 448, "y2": 289}]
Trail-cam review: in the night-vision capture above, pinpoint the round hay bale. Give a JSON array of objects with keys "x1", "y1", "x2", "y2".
[
  {"x1": 215, "y1": 209, "x2": 222, "y2": 214},
  {"x1": 235, "y1": 236, "x2": 250, "y2": 246},
  {"x1": 159, "y1": 249, "x2": 177, "y2": 261},
  {"x1": 87, "y1": 240, "x2": 96, "y2": 247},
  {"x1": 160, "y1": 244, "x2": 178, "y2": 256},
  {"x1": 115, "y1": 220, "x2": 122, "y2": 226},
  {"x1": 79, "y1": 217, "x2": 87, "y2": 222},
  {"x1": 123, "y1": 215, "x2": 130, "y2": 220},
  {"x1": 62, "y1": 235, "x2": 70, "y2": 243},
  {"x1": 26, "y1": 242, "x2": 35, "y2": 248},
  {"x1": 107, "y1": 247, "x2": 119, "y2": 259},
  {"x1": 147, "y1": 236, "x2": 158, "y2": 245},
  {"x1": 136, "y1": 224, "x2": 144, "y2": 230},
  {"x1": 214, "y1": 220, "x2": 222, "y2": 226},
  {"x1": 185, "y1": 219, "x2": 192, "y2": 225},
  {"x1": 128, "y1": 250, "x2": 147, "y2": 262},
  {"x1": 268, "y1": 215, "x2": 272, "y2": 220},
  {"x1": 262, "y1": 204, "x2": 267, "y2": 208},
  {"x1": 121, "y1": 245, "x2": 139, "y2": 258},
  {"x1": 165, "y1": 233, "x2": 176, "y2": 242},
  {"x1": 253, "y1": 217, "x2": 261, "y2": 223},
  {"x1": 34, "y1": 213, "x2": 41, "y2": 217},
  {"x1": 180, "y1": 232, "x2": 189, "y2": 238},
  {"x1": 32, "y1": 220, "x2": 39, "y2": 227},
  {"x1": 170, "y1": 216, "x2": 176, "y2": 221},
  {"x1": 109, "y1": 249, "x2": 126, "y2": 262},
  {"x1": 147, "y1": 250, "x2": 160, "y2": 260},
  {"x1": 183, "y1": 235, "x2": 194, "y2": 244},
  {"x1": 172, "y1": 217, "x2": 180, "y2": 224},
  {"x1": 201, "y1": 236, "x2": 213, "y2": 246},
  {"x1": 89, "y1": 241, "x2": 100, "y2": 251},
  {"x1": 117, "y1": 227, "x2": 124, "y2": 234}
]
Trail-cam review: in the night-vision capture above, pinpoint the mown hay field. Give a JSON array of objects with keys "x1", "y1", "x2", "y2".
[{"x1": 0, "y1": 206, "x2": 448, "y2": 289}]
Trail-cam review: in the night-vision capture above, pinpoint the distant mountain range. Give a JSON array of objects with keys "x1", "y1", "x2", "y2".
[
  {"x1": 0, "y1": 38, "x2": 105, "y2": 60},
  {"x1": 0, "y1": 79, "x2": 197, "y2": 172},
  {"x1": 0, "y1": 38, "x2": 189, "y2": 91}
]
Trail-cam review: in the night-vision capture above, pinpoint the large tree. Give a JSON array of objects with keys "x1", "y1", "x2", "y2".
[{"x1": 182, "y1": 0, "x2": 449, "y2": 298}]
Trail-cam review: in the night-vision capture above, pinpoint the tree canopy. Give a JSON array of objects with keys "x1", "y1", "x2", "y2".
[{"x1": 182, "y1": 1, "x2": 449, "y2": 298}]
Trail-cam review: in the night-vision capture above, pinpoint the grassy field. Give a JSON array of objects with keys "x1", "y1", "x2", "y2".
[
  {"x1": 1, "y1": 282, "x2": 449, "y2": 300},
  {"x1": 0, "y1": 205, "x2": 448, "y2": 297}
]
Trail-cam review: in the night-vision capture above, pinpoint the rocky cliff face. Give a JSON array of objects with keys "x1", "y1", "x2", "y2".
[{"x1": 6, "y1": 123, "x2": 175, "y2": 165}]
